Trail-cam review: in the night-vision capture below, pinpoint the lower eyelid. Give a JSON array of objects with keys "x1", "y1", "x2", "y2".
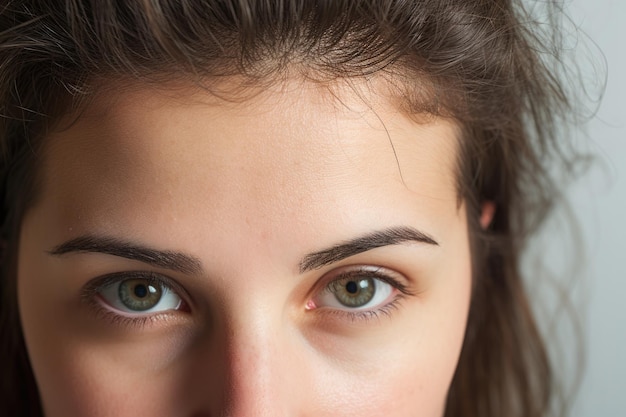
[
  {"x1": 86, "y1": 294, "x2": 189, "y2": 330},
  {"x1": 92, "y1": 304, "x2": 173, "y2": 328},
  {"x1": 94, "y1": 293, "x2": 180, "y2": 317},
  {"x1": 313, "y1": 294, "x2": 406, "y2": 323}
]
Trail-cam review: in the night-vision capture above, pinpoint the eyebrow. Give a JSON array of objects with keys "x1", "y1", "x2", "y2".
[
  {"x1": 298, "y1": 226, "x2": 439, "y2": 273},
  {"x1": 49, "y1": 226, "x2": 437, "y2": 276},
  {"x1": 48, "y1": 235, "x2": 203, "y2": 275}
]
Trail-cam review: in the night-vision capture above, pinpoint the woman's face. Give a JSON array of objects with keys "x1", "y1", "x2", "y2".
[{"x1": 18, "y1": 79, "x2": 472, "y2": 417}]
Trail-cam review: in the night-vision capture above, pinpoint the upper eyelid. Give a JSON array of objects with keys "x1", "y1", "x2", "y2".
[
  {"x1": 82, "y1": 270, "x2": 191, "y2": 308},
  {"x1": 300, "y1": 243, "x2": 427, "y2": 280},
  {"x1": 313, "y1": 265, "x2": 414, "y2": 298}
]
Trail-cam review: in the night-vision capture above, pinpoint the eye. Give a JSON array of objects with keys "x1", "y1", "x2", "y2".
[
  {"x1": 97, "y1": 274, "x2": 183, "y2": 315},
  {"x1": 311, "y1": 268, "x2": 398, "y2": 311}
]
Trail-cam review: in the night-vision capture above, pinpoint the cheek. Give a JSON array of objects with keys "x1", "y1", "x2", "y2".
[
  {"x1": 314, "y1": 352, "x2": 454, "y2": 417},
  {"x1": 18, "y1": 330, "x2": 196, "y2": 417}
]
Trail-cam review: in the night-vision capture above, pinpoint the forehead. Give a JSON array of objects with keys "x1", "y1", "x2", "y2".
[{"x1": 38, "y1": 78, "x2": 461, "y2": 258}]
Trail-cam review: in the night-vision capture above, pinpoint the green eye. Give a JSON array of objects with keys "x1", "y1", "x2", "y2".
[
  {"x1": 328, "y1": 277, "x2": 376, "y2": 307},
  {"x1": 118, "y1": 279, "x2": 163, "y2": 311},
  {"x1": 312, "y1": 270, "x2": 395, "y2": 312},
  {"x1": 98, "y1": 275, "x2": 183, "y2": 314}
]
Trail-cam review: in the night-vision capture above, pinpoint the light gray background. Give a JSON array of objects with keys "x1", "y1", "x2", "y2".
[{"x1": 535, "y1": 1, "x2": 625, "y2": 416}]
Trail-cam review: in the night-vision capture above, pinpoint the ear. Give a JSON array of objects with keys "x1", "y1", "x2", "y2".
[{"x1": 480, "y1": 201, "x2": 495, "y2": 230}]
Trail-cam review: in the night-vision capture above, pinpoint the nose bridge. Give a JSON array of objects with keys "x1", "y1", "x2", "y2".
[{"x1": 218, "y1": 303, "x2": 294, "y2": 417}]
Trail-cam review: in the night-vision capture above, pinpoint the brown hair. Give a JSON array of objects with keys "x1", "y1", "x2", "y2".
[{"x1": 0, "y1": 1, "x2": 575, "y2": 416}]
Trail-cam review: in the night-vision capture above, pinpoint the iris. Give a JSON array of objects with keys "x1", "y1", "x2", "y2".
[
  {"x1": 118, "y1": 279, "x2": 162, "y2": 311},
  {"x1": 330, "y1": 277, "x2": 376, "y2": 308}
]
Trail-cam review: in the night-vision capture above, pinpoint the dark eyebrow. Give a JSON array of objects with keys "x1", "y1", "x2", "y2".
[
  {"x1": 299, "y1": 226, "x2": 439, "y2": 273},
  {"x1": 48, "y1": 235, "x2": 203, "y2": 275}
]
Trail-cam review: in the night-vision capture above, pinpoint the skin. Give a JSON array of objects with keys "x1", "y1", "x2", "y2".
[{"x1": 18, "y1": 77, "x2": 473, "y2": 417}]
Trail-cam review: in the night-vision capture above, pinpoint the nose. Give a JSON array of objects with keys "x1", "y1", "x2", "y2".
[
  {"x1": 188, "y1": 306, "x2": 303, "y2": 417},
  {"x1": 221, "y1": 323, "x2": 293, "y2": 416}
]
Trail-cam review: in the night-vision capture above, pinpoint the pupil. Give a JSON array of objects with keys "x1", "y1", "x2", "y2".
[
  {"x1": 345, "y1": 281, "x2": 358, "y2": 294},
  {"x1": 133, "y1": 284, "x2": 148, "y2": 298}
]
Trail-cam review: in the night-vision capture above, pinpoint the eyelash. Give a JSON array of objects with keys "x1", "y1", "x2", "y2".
[
  {"x1": 82, "y1": 267, "x2": 414, "y2": 328},
  {"x1": 81, "y1": 271, "x2": 188, "y2": 329},
  {"x1": 311, "y1": 267, "x2": 413, "y2": 323}
]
